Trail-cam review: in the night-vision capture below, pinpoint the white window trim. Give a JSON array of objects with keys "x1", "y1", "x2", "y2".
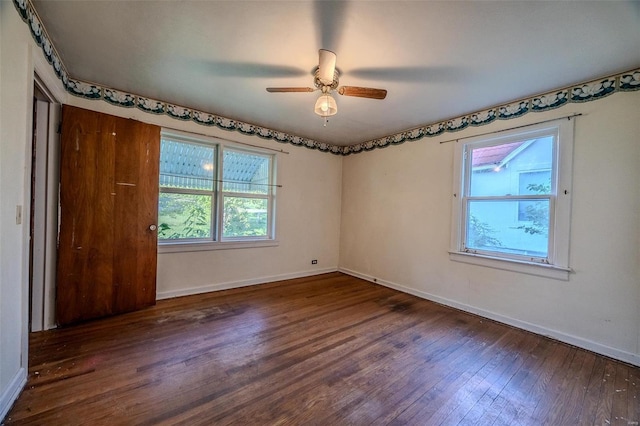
[
  {"x1": 158, "y1": 129, "x2": 277, "y2": 252},
  {"x1": 449, "y1": 119, "x2": 574, "y2": 280},
  {"x1": 158, "y1": 239, "x2": 279, "y2": 254}
]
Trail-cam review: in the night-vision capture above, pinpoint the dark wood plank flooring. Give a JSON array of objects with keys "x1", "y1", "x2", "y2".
[{"x1": 4, "y1": 272, "x2": 639, "y2": 425}]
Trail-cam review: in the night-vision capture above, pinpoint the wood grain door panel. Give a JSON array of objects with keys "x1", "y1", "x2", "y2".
[
  {"x1": 112, "y1": 118, "x2": 159, "y2": 313},
  {"x1": 56, "y1": 106, "x2": 159, "y2": 326}
]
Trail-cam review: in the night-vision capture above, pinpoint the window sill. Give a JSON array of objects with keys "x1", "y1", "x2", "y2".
[
  {"x1": 448, "y1": 251, "x2": 571, "y2": 281},
  {"x1": 159, "y1": 239, "x2": 279, "y2": 254}
]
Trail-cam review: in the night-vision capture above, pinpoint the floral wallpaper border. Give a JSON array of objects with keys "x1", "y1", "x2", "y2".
[
  {"x1": 14, "y1": 0, "x2": 640, "y2": 157},
  {"x1": 343, "y1": 72, "x2": 640, "y2": 155}
]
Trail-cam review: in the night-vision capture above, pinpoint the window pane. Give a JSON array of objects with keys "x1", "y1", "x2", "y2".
[
  {"x1": 518, "y1": 170, "x2": 552, "y2": 220},
  {"x1": 469, "y1": 136, "x2": 553, "y2": 197},
  {"x1": 158, "y1": 193, "x2": 212, "y2": 240},
  {"x1": 223, "y1": 197, "x2": 268, "y2": 238},
  {"x1": 223, "y1": 150, "x2": 270, "y2": 195},
  {"x1": 160, "y1": 139, "x2": 215, "y2": 191},
  {"x1": 466, "y1": 199, "x2": 549, "y2": 258}
]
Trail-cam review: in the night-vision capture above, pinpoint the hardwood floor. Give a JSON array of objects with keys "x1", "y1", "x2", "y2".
[{"x1": 5, "y1": 272, "x2": 639, "y2": 425}]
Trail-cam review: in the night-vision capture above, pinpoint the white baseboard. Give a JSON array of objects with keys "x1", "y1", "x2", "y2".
[
  {"x1": 0, "y1": 367, "x2": 26, "y2": 422},
  {"x1": 156, "y1": 267, "x2": 338, "y2": 300},
  {"x1": 339, "y1": 267, "x2": 640, "y2": 367}
]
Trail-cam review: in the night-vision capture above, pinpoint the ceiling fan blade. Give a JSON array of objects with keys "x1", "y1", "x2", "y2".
[
  {"x1": 266, "y1": 87, "x2": 315, "y2": 93},
  {"x1": 338, "y1": 86, "x2": 387, "y2": 100},
  {"x1": 318, "y1": 49, "x2": 337, "y2": 85}
]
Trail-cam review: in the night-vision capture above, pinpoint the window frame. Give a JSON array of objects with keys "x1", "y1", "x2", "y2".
[
  {"x1": 158, "y1": 130, "x2": 277, "y2": 253},
  {"x1": 449, "y1": 120, "x2": 574, "y2": 280}
]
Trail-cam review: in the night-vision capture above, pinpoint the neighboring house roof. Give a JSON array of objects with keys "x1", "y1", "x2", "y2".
[
  {"x1": 471, "y1": 139, "x2": 535, "y2": 170},
  {"x1": 472, "y1": 141, "x2": 524, "y2": 167}
]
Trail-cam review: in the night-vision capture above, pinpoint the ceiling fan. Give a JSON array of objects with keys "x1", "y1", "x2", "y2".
[{"x1": 266, "y1": 49, "x2": 387, "y2": 121}]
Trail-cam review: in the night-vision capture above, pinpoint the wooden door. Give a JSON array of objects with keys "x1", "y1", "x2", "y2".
[{"x1": 56, "y1": 106, "x2": 160, "y2": 326}]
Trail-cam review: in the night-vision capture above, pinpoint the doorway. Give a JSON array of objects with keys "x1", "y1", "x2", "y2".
[{"x1": 29, "y1": 76, "x2": 61, "y2": 332}]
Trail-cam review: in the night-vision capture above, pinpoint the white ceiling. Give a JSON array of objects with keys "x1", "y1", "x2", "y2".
[{"x1": 32, "y1": 1, "x2": 640, "y2": 146}]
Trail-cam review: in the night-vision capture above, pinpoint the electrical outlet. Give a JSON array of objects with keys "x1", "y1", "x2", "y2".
[{"x1": 311, "y1": 259, "x2": 318, "y2": 265}]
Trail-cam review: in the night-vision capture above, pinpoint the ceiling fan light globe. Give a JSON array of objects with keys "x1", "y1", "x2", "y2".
[{"x1": 314, "y1": 94, "x2": 337, "y2": 117}]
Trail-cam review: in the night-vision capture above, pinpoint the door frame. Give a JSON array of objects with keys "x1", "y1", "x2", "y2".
[{"x1": 29, "y1": 74, "x2": 61, "y2": 331}]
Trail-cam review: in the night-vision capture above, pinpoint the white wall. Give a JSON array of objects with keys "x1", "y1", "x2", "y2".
[
  {"x1": 66, "y1": 97, "x2": 343, "y2": 299},
  {"x1": 339, "y1": 92, "x2": 640, "y2": 366},
  {"x1": 1, "y1": 1, "x2": 33, "y2": 418}
]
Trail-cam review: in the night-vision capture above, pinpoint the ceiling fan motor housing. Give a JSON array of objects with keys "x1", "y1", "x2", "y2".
[{"x1": 314, "y1": 68, "x2": 340, "y2": 92}]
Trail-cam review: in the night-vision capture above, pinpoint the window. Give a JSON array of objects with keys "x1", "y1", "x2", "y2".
[
  {"x1": 450, "y1": 120, "x2": 574, "y2": 280},
  {"x1": 158, "y1": 131, "x2": 276, "y2": 251},
  {"x1": 222, "y1": 149, "x2": 272, "y2": 239}
]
